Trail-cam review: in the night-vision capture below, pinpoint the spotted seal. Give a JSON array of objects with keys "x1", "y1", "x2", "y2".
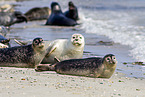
[
  {"x1": 25, "y1": 7, "x2": 51, "y2": 21},
  {"x1": 0, "y1": 37, "x2": 46, "y2": 68},
  {"x1": 0, "y1": 11, "x2": 27, "y2": 26},
  {"x1": 64, "y1": 1, "x2": 79, "y2": 21},
  {"x1": 45, "y1": 2, "x2": 77, "y2": 26},
  {"x1": 41, "y1": 33, "x2": 85, "y2": 64},
  {"x1": 36, "y1": 54, "x2": 117, "y2": 78}
]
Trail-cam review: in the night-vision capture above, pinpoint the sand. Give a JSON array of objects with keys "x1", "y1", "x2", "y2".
[{"x1": 0, "y1": 67, "x2": 144, "y2": 97}]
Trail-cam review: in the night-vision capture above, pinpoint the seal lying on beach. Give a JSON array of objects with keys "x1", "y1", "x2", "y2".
[
  {"x1": 0, "y1": 11, "x2": 27, "y2": 26},
  {"x1": 41, "y1": 33, "x2": 85, "y2": 64},
  {"x1": 36, "y1": 54, "x2": 117, "y2": 78},
  {"x1": 45, "y1": 2, "x2": 77, "y2": 26},
  {"x1": 64, "y1": 1, "x2": 79, "y2": 21},
  {"x1": 25, "y1": 7, "x2": 51, "y2": 21},
  {"x1": 0, "y1": 37, "x2": 46, "y2": 68},
  {"x1": 0, "y1": 26, "x2": 9, "y2": 36}
]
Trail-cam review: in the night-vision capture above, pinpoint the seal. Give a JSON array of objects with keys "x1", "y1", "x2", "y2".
[
  {"x1": 0, "y1": 26, "x2": 9, "y2": 36},
  {"x1": 25, "y1": 7, "x2": 51, "y2": 21},
  {"x1": 0, "y1": 43, "x2": 9, "y2": 48},
  {"x1": 0, "y1": 35, "x2": 10, "y2": 48},
  {"x1": 0, "y1": 37, "x2": 46, "y2": 68},
  {"x1": 0, "y1": 11, "x2": 27, "y2": 26},
  {"x1": 36, "y1": 54, "x2": 117, "y2": 78},
  {"x1": 41, "y1": 33, "x2": 85, "y2": 64},
  {"x1": 64, "y1": 1, "x2": 79, "y2": 21},
  {"x1": 0, "y1": 4, "x2": 15, "y2": 12},
  {"x1": 45, "y1": 2, "x2": 77, "y2": 26}
]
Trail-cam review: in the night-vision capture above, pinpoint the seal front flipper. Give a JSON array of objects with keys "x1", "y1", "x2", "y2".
[
  {"x1": 46, "y1": 43, "x2": 57, "y2": 57},
  {"x1": 54, "y1": 56, "x2": 60, "y2": 62}
]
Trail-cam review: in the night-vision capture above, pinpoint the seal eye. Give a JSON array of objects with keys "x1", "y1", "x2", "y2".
[
  {"x1": 73, "y1": 37, "x2": 75, "y2": 39},
  {"x1": 80, "y1": 37, "x2": 82, "y2": 39},
  {"x1": 34, "y1": 40, "x2": 39, "y2": 44},
  {"x1": 106, "y1": 58, "x2": 110, "y2": 62}
]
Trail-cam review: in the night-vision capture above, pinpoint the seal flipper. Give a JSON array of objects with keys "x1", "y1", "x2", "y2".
[
  {"x1": 46, "y1": 43, "x2": 57, "y2": 57},
  {"x1": 0, "y1": 43, "x2": 8, "y2": 48},
  {"x1": 14, "y1": 39, "x2": 28, "y2": 46},
  {"x1": 54, "y1": 56, "x2": 60, "y2": 62},
  {"x1": 35, "y1": 64, "x2": 56, "y2": 72}
]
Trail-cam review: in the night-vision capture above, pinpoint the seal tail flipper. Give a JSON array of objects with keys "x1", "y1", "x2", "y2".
[
  {"x1": 35, "y1": 64, "x2": 56, "y2": 72},
  {"x1": 14, "y1": 39, "x2": 28, "y2": 46},
  {"x1": 54, "y1": 56, "x2": 60, "y2": 62}
]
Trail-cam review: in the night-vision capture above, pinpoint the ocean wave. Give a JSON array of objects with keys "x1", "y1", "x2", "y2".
[{"x1": 80, "y1": 11, "x2": 145, "y2": 62}]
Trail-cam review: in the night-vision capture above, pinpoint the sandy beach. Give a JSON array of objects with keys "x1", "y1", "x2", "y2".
[
  {"x1": 0, "y1": 0, "x2": 145, "y2": 96},
  {"x1": 0, "y1": 66, "x2": 144, "y2": 97}
]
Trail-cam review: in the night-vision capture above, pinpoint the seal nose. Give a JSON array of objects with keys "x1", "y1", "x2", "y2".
[{"x1": 75, "y1": 39, "x2": 78, "y2": 41}]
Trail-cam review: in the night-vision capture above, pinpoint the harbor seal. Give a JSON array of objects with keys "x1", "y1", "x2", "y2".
[
  {"x1": 41, "y1": 33, "x2": 85, "y2": 64},
  {"x1": 0, "y1": 26, "x2": 9, "y2": 36},
  {"x1": 45, "y1": 2, "x2": 77, "y2": 26},
  {"x1": 25, "y1": 7, "x2": 51, "y2": 21},
  {"x1": 0, "y1": 37, "x2": 46, "y2": 68},
  {"x1": 0, "y1": 11, "x2": 27, "y2": 26},
  {"x1": 64, "y1": 1, "x2": 79, "y2": 21},
  {"x1": 36, "y1": 54, "x2": 117, "y2": 78},
  {"x1": 0, "y1": 4, "x2": 15, "y2": 12}
]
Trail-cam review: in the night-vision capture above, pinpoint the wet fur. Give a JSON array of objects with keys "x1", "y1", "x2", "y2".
[
  {"x1": 25, "y1": 7, "x2": 51, "y2": 21},
  {"x1": 45, "y1": 2, "x2": 77, "y2": 26},
  {"x1": 37, "y1": 54, "x2": 117, "y2": 78},
  {"x1": 0, "y1": 38, "x2": 46, "y2": 68}
]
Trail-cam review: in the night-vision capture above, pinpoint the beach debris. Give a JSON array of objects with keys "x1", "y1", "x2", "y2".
[
  {"x1": 100, "y1": 82, "x2": 103, "y2": 84},
  {"x1": 21, "y1": 78, "x2": 26, "y2": 80},
  {"x1": 98, "y1": 41, "x2": 114, "y2": 46},
  {"x1": 123, "y1": 62, "x2": 145, "y2": 65},
  {"x1": 118, "y1": 80, "x2": 124, "y2": 82},
  {"x1": 132, "y1": 62, "x2": 145, "y2": 65},
  {"x1": 136, "y1": 89, "x2": 140, "y2": 91},
  {"x1": 123, "y1": 62, "x2": 127, "y2": 65}
]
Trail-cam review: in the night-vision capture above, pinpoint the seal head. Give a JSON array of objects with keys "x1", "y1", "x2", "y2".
[{"x1": 64, "y1": 1, "x2": 79, "y2": 21}]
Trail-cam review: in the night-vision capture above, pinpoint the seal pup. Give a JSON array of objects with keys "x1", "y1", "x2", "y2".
[
  {"x1": 0, "y1": 11, "x2": 27, "y2": 26},
  {"x1": 0, "y1": 37, "x2": 46, "y2": 68},
  {"x1": 41, "y1": 33, "x2": 85, "y2": 64},
  {"x1": 36, "y1": 54, "x2": 117, "y2": 78},
  {"x1": 64, "y1": 1, "x2": 79, "y2": 21},
  {"x1": 45, "y1": 2, "x2": 77, "y2": 26},
  {"x1": 25, "y1": 7, "x2": 51, "y2": 21}
]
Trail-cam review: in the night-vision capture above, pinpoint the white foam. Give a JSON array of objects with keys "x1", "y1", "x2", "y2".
[{"x1": 80, "y1": 11, "x2": 145, "y2": 62}]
